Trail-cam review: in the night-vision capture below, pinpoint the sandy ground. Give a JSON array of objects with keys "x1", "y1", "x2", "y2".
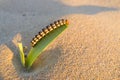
[{"x1": 0, "y1": 0, "x2": 120, "y2": 80}]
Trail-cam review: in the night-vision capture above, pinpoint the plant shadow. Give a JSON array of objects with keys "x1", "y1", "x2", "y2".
[{"x1": 31, "y1": 46, "x2": 63, "y2": 72}]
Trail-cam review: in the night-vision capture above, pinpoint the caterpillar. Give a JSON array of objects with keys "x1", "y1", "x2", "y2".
[{"x1": 31, "y1": 19, "x2": 69, "y2": 47}]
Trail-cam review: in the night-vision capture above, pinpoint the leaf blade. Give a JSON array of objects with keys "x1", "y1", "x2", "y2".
[
  {"x1": 25, "y1": 24, "x2": 68, "y2": 69},
  {"x1": 18, "y1": 43, "x2": 25, "y2": 67}
]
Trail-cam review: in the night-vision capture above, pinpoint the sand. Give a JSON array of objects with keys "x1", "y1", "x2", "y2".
[{"x1": 0, "y1": 0, "x2": 120, "y2": 80}]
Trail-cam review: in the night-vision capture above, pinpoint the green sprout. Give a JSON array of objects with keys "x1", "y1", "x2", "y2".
[{"x1": 18, "y1": 19, "x2": 69, "y2": 69}]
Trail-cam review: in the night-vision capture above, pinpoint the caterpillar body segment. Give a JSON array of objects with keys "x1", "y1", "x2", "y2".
[{"x1": 46, "y1": 25, "x2": 53, "y2": 31}]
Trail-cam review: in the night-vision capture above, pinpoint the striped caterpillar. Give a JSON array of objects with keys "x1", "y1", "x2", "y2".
[{"x1": 31, "y1": 19, "x2": 69, "y2": 47}]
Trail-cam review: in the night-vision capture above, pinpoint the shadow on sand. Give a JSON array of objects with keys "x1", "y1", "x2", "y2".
[{"x1": 0, "y1": 73, "x2": 4, "y2": 80}]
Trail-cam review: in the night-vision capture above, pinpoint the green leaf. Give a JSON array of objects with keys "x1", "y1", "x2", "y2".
[
  {"x1": 18, "y1": 43, "x2": 25, "y2": 67},
  {"x1": 25, "y1": 24, "x2": 68, "y2": 69}
]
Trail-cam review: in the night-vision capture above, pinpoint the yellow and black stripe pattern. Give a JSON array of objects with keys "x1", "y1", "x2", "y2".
[{"x1": 31, "y1": 19, "x2": 69, "y2": 47}]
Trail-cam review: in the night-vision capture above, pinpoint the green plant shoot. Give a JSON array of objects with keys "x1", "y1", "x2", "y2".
[{"x1": 18, "y1": 19, "x2": 69, "y2": 69}]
